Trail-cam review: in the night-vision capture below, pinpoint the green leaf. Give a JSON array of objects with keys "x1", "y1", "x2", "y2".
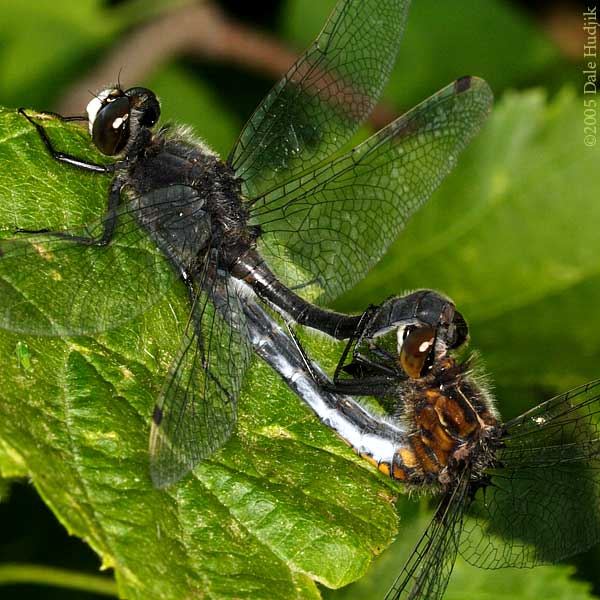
[
  {"x1": 0, "y1": 108, "x2": 398, "y2": 598},
  {"x1": 323, "y1": 505, "x2": 596, "y2": 599},
  {"x1": 0, "y1": 437, "x2": 27, "y2": 480}
]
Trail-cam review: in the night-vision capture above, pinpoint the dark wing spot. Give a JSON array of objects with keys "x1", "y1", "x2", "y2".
[
  {"x1": 455, "y1": 76, "x2": 472, "y2": 94},
  {"x1": 152, "y1": 405, "x2": 163, "y2": 426}
]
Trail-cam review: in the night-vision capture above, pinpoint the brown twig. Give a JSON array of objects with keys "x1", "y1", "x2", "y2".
[
  {"x1": 57, "y1": 1, "x2": 398, "y2": 129},
  {"x1": 541, "y1": 3, "x2": 597, "y2": 60}
]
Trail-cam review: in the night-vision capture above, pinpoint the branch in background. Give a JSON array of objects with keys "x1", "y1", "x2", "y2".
[
  {"x1": 542, "y1": 3, "x2": 593, "y2": 59},
  {"x1": 57, "y1": 0, "x2": 397, "y2": 129},
  {"x1": 57, "y1": 0, "x2": 590, "y2": 131},
  {"x1": 0, "y1": 563, "x2": 117, "y2": 596}
]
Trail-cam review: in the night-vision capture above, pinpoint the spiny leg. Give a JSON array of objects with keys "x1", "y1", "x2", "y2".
[
  {"x1": 284, "y1": 320, "x2": 330, "y2": 388},
  {"x1": 18, "y1": 108, "x2": 117, "y2": 173},
  {"x1": 332, "y1": 305, "x2": 377, "y2": 382},
  {"x1": 15, "y1": 178, "x2": 124, "y2": 247}
]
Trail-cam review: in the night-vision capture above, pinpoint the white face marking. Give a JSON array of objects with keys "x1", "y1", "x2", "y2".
[
  {"x1": 85, "y1": 88, "x2": 117, "y2": 134},
  {"x1": 86, "y1": 98, "x2": 103, "y2": 134},
  {"x1": 395, "y1": 322, "x2": 418, "y2": 354},
  {"x1": 396, "y1": 325, "x2": 407, "y2": 355}
]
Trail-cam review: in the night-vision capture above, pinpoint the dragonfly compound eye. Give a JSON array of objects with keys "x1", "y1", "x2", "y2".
[
  {"x1": 125, "y1": 87, "x2": 161, "y2": 127},
  {"x1": 399, "y1": 325, "x2": 436, "y2": 379},
  {"x1": 90, "y1": 95, "x2": 131, "y2": 156}
]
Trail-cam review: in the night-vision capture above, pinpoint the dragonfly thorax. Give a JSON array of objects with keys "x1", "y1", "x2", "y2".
[
  {"x1": 121, "y1": 125, "x2": 256, "y2": 273},
  {"x1": 398, "y1": 360, "x2": 499, "y2": 488}
]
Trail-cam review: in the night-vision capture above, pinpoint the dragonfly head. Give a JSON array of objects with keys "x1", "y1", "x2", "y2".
[
  {"x1": 347, "y1": 290, "x2": 468, "y2": 381},
  {"x1": 86, "y1": 86, "x2": 160, "y2": 156}
]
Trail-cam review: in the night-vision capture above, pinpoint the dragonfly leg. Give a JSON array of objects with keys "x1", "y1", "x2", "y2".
[
  {"x1": 332, "y1": 305, "x2": 378, "y2": 382},
  {"x1": 283, "y1": 320, "x2": 330, "y2": 388},
  {"x1": 14, "y1": 178, "x2": 124, "y2": 247},
  {"x1": 18, "y1": 107, "x2": 118, "y2": 173}
]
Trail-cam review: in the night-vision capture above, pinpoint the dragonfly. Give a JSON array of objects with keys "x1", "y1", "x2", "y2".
[
  {"x1": 0, "y1": 0, "x2": 492, "y2": 488},
  {"x1": 289, "y1": 294, "x2": 600, "y2": 600}
]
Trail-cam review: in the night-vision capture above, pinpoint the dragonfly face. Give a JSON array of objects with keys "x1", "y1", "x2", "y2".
[
  {"x1": 323, "y1": 297, "x2": 600, "y2": 600},
  {"x1": 333, "y1": 292, "x2": 499, "y2": 488},
  {"x1": 0, "y1": 0, "x2": 493, "y2": 488},
  {"x1": 85, "y1": 86, "x2": 160, "y2": 156}
]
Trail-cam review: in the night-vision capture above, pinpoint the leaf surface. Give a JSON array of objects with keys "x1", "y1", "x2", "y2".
[{"x1": 0, "y1": 108, "x2": 397, "y2": 599}]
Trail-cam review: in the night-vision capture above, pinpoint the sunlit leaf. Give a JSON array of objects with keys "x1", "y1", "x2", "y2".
[{"x1": 0, "y1": 107, "x2": 397, "y2": 599}]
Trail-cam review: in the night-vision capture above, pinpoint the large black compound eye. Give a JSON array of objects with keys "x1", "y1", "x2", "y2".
[
  {"x1": 124, "y1": 87, "x2": 161, "y2": 128},
  {"x1": 449, "y1": 310, "x2": 469, "y2": 349},
  {"x1": 438, "y1": 300, "x2": 469, "y2": 350},
  {"x1": 399, "y1": 325, "x2": 436, "y2": 379},
  {"x1": 91, "y1": 95, "x2": 131, "y2": 155}
]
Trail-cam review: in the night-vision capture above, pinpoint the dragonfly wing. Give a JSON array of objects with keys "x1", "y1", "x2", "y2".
[
  {"x1": 149, "y1": 263, "x2": 251, "y2": 489},
  {"x1": 250, "y1": 77, "x2": 493, "y2": 302},
  {"x1": 461, "y1": 379, "x2": 600, "y2": 568},
  {"x1": 0, "y1": 195, "x2": 177, "y2": 336},
  {"x1": 228, "y1": 0, "x2": 411, "y2": 199},
  {"x1": 384, "y1": 468, "x2": 470, "y2": 600}
]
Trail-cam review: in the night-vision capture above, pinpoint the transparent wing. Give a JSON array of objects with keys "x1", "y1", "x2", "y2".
[
  {"x1": 228, "y1": 0, "x2": 411, "y2": 199},
  {"x1": 384, "y1": 468, "x2": 470, "y2": 600},
  {"x1": 149, "y1": 263, "x2": 251, "y2": 489},
  {"x1": 250, "y1": 77, "x2": 493, "y2": 302},
  {"x1": 0, "y1": 186, "x2": 213, "y2": 336},
  {"x1": 461, "y1": 379, "x2": 600, "y2": 568}
]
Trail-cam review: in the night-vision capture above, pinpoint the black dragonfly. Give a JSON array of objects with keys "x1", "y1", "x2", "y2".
[
  {"x1": 0, "y1": 0, "x2": 492, "y2": 488},
  {"x1": 303, "y1": 295, "x2": 600, "y2": 600}
]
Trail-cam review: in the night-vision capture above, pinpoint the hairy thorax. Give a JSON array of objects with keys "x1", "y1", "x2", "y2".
[
  {"x1": 122, "y1": 128, "x2": 256, "y2": 272},
  {"x1": 392, "y1": 359, "x2": 500, "y2": 490}
]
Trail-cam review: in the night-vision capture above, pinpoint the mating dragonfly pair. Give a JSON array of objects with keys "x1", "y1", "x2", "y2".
[{"x1": 1, "y1": 0, "x2": 598, "y2": 598}]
